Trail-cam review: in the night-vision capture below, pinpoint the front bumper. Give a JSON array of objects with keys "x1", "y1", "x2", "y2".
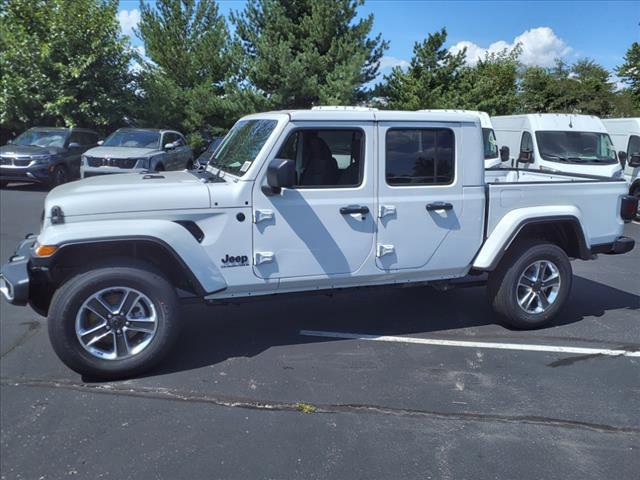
[
  {"x1": 0, "y1": 164, "x2": 50, "y2": 183},
  {"x1": 590, "y1": 236, "x2": 635, "y2": 255},
  {"x1": 0, "y1": 237, "x2": 36, "y2": 305}
]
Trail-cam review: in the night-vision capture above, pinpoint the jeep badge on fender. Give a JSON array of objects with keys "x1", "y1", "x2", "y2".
[{"x1": 221, "y1": 254, "x2": 249, "y2": 267}]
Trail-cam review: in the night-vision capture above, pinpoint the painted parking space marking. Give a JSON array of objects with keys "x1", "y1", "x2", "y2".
[{"x1": 299, "y1": 330, "x2": 640, "y2": 358}]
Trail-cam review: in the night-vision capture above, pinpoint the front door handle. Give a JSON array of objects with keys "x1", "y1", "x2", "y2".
[
  {"x1": 340, "y1": 206, "x2": 369, "y2": 215},
  {"x1": 426, "y1": 202, "x2": 453, "y2": 211}
]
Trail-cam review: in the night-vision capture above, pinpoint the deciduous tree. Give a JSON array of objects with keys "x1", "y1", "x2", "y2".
[{"x1": 0, "y1": 0, "x2": 134, "y2": 135}]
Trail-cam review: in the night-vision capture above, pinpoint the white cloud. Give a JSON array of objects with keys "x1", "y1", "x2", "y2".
[
  {"x1": 379, "y1": 56, "x2": 410, "y2": 72},
  {"x1": 118, "y1": 8, "x2": 141, "y2": 37},
  {"x1": 450, "y1": 27, "x2": 572, "y2": 67}
]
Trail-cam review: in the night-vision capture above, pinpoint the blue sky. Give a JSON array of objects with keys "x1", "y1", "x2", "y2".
[{"x1": 117, "y1": 0, "x2": 639, "y2": 81}]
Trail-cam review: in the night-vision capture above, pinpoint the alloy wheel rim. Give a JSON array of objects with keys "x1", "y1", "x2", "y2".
[
  {"x1": 75, "y1": 287, "x2": 158, "y2": 360},
  {"x1": 516, "y1": 260, "x2": 561, "y2": 314}
]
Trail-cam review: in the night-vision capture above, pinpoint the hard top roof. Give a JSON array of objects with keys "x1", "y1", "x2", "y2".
[{"x1": 242, "y1": 107, "x2": 481, "y2": 124}]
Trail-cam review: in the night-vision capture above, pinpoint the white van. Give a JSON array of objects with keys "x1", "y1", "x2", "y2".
[
  {"x1": 419, "y1": 110, "x2": 500, "y2": 168},
  {"x1": 492, "y1": 114, "x2": 623, "y2": 178},
  {"x1": 602, "y1": 118, "x2": 640, "y2": 198}
]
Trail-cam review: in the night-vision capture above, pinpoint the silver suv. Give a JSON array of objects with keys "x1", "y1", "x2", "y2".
[{"x1": 81, "y1": 128, "x2": 193, "y2": 177}]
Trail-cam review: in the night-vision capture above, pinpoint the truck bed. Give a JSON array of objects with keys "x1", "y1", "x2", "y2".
[{"x1": 484, "y1": 168, "x2": 628, "y2": 247}]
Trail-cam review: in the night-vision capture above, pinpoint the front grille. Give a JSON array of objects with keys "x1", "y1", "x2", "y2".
[
  {"x1": 86, "y1": 157, "x2": 138, "y2": 169},
  {"x1": 0, "y1": 157, "x2": 31, "y2": 167}
]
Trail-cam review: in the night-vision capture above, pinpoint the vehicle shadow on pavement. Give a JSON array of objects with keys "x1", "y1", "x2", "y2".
[{"x1": 138, "y1": 275, "x2": 640, "y2": 379}]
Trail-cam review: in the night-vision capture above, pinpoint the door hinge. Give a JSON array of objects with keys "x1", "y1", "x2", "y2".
[
  {"x1": 376, "y1": 244, "x2": 395, "y2": 257},
  {"x1": 378, "y1": 205, "x2": 396, "y2": 218},
  {"x1": 254, "y1": 251, "x2": 274, "y2": 265},
  {"x1": 253, "y1": 209, "x2": 274, "y2": 223}
]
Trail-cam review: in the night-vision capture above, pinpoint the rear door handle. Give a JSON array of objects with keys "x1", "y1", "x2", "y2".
[
  {"x1": 426, "y1": 202, "x2": 453, "y2": 211},
  {"x1": 340, "y1": 206, "x2": 369, "y2": 215}
]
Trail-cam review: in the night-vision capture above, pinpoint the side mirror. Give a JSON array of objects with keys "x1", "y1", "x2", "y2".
[
  {"x1": 499, "y1": 146, "x2": 510, "y2": 162},
  {"x1": 518, "y1": 150, "x2": 534, "y2": 164},
  {"x1": 68, "y1": 142, "x2": 81, "y2": 149},
  {"x1": 618, "y1": 151, "x2": 627, "y2": 168},
  {"x1": 164, "y1": 142, "x2": 176, "y2": 150},
  {"x1": 97, "y1": 140, "x2": 104, "y2": 146},
  {"x1": 629, "y1": 153, "x2": 640, "y2": 168},
  {"x1": 266, "y1": 158, "x2": 296, "y2": 193}
]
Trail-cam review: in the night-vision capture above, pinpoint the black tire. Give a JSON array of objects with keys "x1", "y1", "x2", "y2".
[
  {"x1": 48, "y1": 165, "x2": 68, "y2": 188},
  {"x1": 47, "y1": 264, "x2": 180, "y2": 379},
  {"x1": 154, "y1": 163, "x2": 165, "y2": 172},
  {"x1": 487, "y1": 240, "x2": 572, "y2": 329},
  {"x1": 631, "y1": 184, "x2": 640, "y2": 219},
  {"x1": 186, "y1": 159, "x2": 195, "y2": 170}
]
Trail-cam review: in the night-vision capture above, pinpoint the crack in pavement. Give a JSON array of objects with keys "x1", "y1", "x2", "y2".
[
  {"x1": 0, "y1": 320, "x2": 41, "y2": 359},
  {"x1": 2, "y1": 376, "x2": 638, "y2": 435}
]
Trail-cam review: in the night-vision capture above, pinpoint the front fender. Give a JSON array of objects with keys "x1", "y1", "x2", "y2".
[{"x1": 37, "y1": 219, "x2": 227, "y2": 294}]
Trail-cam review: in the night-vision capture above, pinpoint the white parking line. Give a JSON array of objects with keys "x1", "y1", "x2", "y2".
[{"x1": 299, "y1": 330, "x2": 640, "y2": 358}]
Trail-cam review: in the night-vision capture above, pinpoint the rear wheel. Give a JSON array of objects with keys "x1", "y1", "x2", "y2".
[
  {"x1": 488, "y1": 240, "x2": 572, "y2": 329},
  {"x1": 154, "y1": 163, "x2": 165, "y2": 172},
  {"x1": 47, "y1": 264, "x2": 180, "y2": 379}
]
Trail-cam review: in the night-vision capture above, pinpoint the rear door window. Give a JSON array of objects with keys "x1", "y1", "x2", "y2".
[{"x1": 385, "y1": 128, "x2": 455, "y2": 185}]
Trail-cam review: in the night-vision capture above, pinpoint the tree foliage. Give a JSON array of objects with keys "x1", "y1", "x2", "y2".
[
  {"x1": 519, "y1": 59, "x2": 616, "y2": 116},
  {"x1": 231, "y1": 0, "x2": 388, "y2": 108},
  {"x1": 0, "y1": 0, "x2": 134, "y2": 135},
  {"x1": 1, "y1": 1, "x2": 637, "y2": 143},
  {"x1": 135, "y1": 0, "x2": 259, "y2": 149},
  {"x1": 455, "y1": 47, "x2": 521, "y2": 115},
  {"x1": 616, "y1": 41, "x2": 640, "y2": 109},
  {"x1": 377, "y1": 28, "x2": 465, "y2": 110}
]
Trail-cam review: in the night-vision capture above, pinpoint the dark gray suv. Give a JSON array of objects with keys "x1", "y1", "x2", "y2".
[{"x1": 0, "y1": 127, "x2": 100, "y2": 188}]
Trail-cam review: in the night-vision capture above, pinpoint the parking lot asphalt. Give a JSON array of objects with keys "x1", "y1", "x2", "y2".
[{"x1": 1, "y1": 183, "x2": 639, "y2": 480}]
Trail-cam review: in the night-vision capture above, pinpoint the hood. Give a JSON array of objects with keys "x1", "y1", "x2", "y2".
[
  {"x1": 45, "y1": 171, "x2": 212, "y2": 217},
  {"x1": 0, "y1": 144, "x2": 63, "y2": 157},
  {"x1": 84, "y1": 146, "x2": 160, "y2": 158}
]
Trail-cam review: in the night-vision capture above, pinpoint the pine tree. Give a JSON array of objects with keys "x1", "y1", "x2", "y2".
[{"x1": 231, "y1": 0, "x2": 387, "y2": 108}]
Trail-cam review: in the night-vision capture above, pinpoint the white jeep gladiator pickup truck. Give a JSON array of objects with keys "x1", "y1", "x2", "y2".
[{"x1": 1, "y1": 107, "x2": 637, "y2": 379}]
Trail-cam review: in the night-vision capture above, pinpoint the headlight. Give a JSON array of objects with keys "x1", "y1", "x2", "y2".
[
  {"x1": 29, "y1": 154, "x2": 51, "y2": 165},
  {"x1": 135, "y1": 158, "x2": 150, "y2": 169}
]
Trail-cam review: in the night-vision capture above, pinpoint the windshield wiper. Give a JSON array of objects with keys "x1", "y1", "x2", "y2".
[{"x1": 544, "y1": 154, "x2": 570, "y2": 162}]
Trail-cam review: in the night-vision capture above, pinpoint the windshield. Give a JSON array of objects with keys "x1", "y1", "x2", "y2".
[
  {"x1": 483, "y1": 128, "x2": 498, "y2": 159},
  {"x1": 535, "y1": 131, "x2": 617, "y2": 164},
  {"x1": 103, "y1": 130, "x2": 160, "y2": 149},
  {"x1": 197, "y1": 137, "x2": 224, "y2": 161},
  {"x1": 12, "y1": 130, "x2": 67, "y2": 148},
  {"x1": 207, "y1": 120, "x2": 277, "y2": 176}
]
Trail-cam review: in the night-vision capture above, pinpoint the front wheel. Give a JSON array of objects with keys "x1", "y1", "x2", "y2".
[
  {"x1": 48, "y1": 165, "x2": 68, "y2": 188},
  {"x1": 488, "y1": 240, "x2": 572, "y2": 329},
  {"x1": 47, "y1": 264, "x2": 180, "y2": 379}
]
